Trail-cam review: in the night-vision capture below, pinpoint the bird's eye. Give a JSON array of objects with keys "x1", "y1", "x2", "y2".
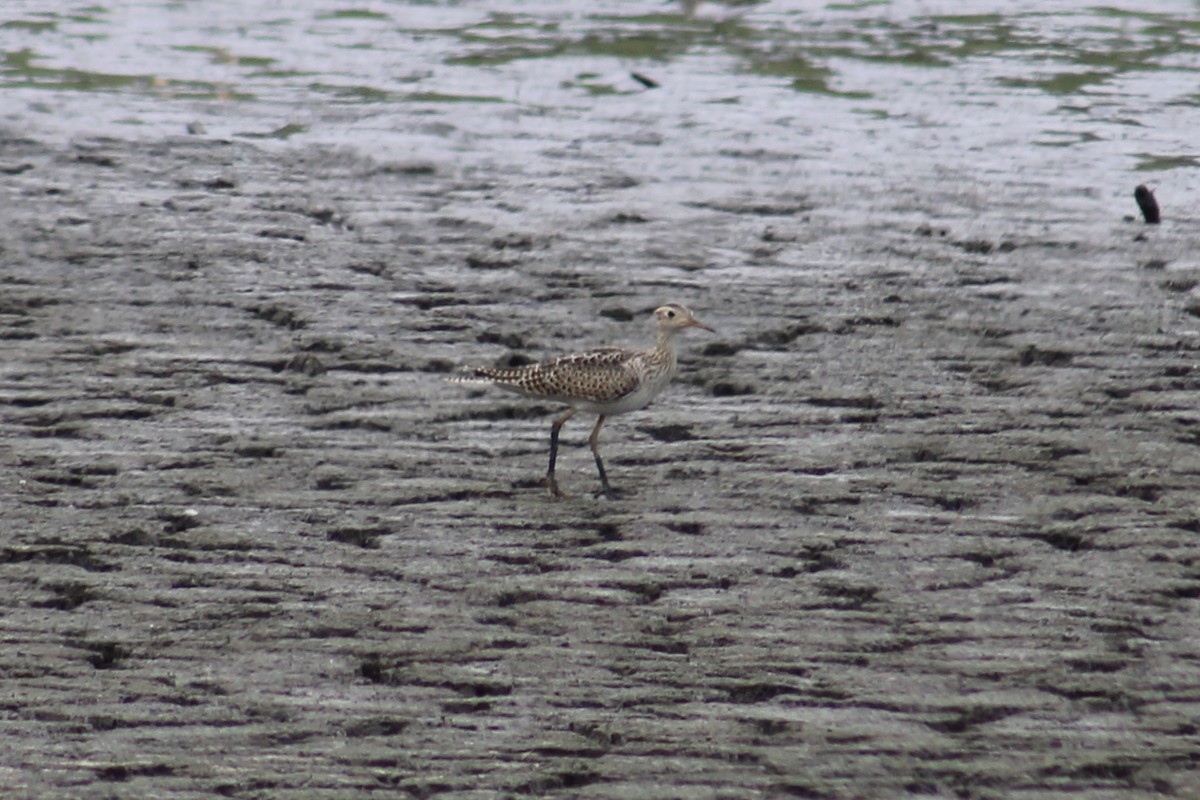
[{"x1": 666, "y1": 309, "x2": 676, "y2": 318}]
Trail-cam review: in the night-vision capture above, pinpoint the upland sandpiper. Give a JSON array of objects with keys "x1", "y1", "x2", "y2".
[{"x1": 454, "y1": 303, "x2": 713, "y2": 498}]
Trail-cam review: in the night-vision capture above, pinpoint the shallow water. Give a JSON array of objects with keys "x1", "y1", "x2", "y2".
[{"x1": 3, "y1": 0, "x2": 1198, "y2": 225}]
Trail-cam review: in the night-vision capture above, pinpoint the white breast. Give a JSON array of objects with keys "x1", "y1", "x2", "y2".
[{"x1": 576, "y1": 358, "x2": 676, "y2": 416}]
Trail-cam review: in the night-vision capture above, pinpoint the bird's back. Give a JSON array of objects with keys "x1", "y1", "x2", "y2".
[{"x1": 467, "y1": 346, "x2": 643, "y2": 406}]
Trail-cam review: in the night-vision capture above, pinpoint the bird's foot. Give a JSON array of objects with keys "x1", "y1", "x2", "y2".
[
  {"x1": 595, "y1": 484, "x2": 632, "y2": 500},
  {"x1": 547, "y1": 476, "x2": 574, "y2": 499}
]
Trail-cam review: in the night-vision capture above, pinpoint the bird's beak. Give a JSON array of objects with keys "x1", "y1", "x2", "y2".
[{"x1": 689, "y1": 318, "x2": 715, "y2": 333}]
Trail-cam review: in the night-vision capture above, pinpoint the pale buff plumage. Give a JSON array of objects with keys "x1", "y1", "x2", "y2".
[{"x1": 454, "y1": 303, "x2": 713, "y2": 498}]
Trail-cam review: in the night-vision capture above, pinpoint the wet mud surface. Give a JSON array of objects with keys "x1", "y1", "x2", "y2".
[{"x1": 3, "y1": 128, "x2": 1200, "y2": 799}]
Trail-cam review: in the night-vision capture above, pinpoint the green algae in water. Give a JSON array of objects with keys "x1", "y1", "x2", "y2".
[
  {"x1": 827, "y1": 0, "x2": 889, "y2": 9},
  {"x1": 1, "y1": 47, "x2": 251, "y2": 99},
  {"x1": 309, "y1": 83, "x2": 393, "y2": 102},
  {"x1": 2, "y1": 18, "x2": 58, "y2": 33},
  {"x1": 1033, "y1": 130, "x2": 1104, "y2": 148},
  {"x1": 252, "y1": 69, "x2": 318, "y2": 80},
  {"x1": 748, "y1": 53, "x2": 830, "y2": 81},
  {"x1": 3, "y1": 48, "x2": 148, "y2": 91},
  {"x1": 931, "y1": 13, "x2": 1005, "y2": 26},
  {"x1": 448, "y1": 22, "x2": 696, "y2": 67},
  {"x1": 406, "y1": 91, "x2": 505, "y2": 104},
  {"x1": 316, "y1": 9, "x2": 391, "y2": 21},
  {"x1": 171, "y1": 45, "x2": 276, "y2": 68},
  {"x1": 855, "y1": 48, "x2": 951, "y2": 68},
  {"x1": 1133, "y1": 154, "x2": 1200, "y2": 172},
  {"x1": 446, "y1": 41, "x2": 564, "y2": 67},
  {"x1": 744, "y1": 53, "x2": 868, "y2": 98},
  {"x1": 576, "y1": 32, "x2": 688, "y2": 61},
  {"x1": 239, "y1": 122, "x2": 308, "y2": 139},
  {"x1": 999, "y1": 70, "x2": 1112, "y2": 95},
  {"x1": 563, "y1": 79, "x2": 622, "y2": 97},
  {"x1": 474, "y1": 13, "x2": 557, "y2": 32}
]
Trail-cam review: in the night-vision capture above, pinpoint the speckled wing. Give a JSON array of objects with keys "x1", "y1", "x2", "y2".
[{"x1": 468, "y1": 347, "x2": 641, "y2": 404}]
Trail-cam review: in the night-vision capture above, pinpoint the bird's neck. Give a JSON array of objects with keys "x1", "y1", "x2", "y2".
[
  {"x1": 655, "y1": 327, "x2": 677, "y2": 351},
  {"x1": 652, "y1": 329, "x2": 680, "y2": 371}
]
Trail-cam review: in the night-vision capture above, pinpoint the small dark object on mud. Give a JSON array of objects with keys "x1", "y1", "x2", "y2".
[
  {"x1": 1134, "y1": 185, "x2": 1160, "y2": 224},
  {"x1": 631, "y1": 72, "x2": 659, "y2": 89},
  {"x1": 284, "y1": 352, "x2": 325, "y2": 376},
  {"x1": 466, "y1": 253, "x2": 516, "y2": 270}
]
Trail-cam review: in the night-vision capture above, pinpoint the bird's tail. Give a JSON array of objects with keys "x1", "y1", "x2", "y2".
[
  {"x1": 446, "y1": 368, "x2": 495, "y2": 386},
  {"x1": 449, "y1": 363, "x2": 535, "y2": 383}
]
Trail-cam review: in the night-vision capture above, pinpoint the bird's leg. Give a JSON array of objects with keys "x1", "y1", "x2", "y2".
[
  {"x1": 547, "y1": 408, "x2": 576, "y2": 499},
  {"x1": 588, "y1": 415, "x2": 627, "y2": 498},
  {"x1": 588, "y1": 415, "x2": 610, "y2": 491}
]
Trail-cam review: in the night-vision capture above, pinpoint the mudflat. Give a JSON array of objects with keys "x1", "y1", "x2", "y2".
[{"x1": 2, "y1": 125, "x2": 1199, "y2": 799}]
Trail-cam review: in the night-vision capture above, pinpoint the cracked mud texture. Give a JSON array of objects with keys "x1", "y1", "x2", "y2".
[{"x1": 2, "y1": 128, "x2": 1200, "y2": 800}]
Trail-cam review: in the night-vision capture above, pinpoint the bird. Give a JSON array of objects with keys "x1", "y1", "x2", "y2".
[{"x1": 453, "y1": 303, "x2": 713, "y2": 498}]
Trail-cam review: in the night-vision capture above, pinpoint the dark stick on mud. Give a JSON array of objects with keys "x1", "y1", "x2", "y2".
[{"x1": 1134, "y1": 184, "x2": 1160, "y2": 224}]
